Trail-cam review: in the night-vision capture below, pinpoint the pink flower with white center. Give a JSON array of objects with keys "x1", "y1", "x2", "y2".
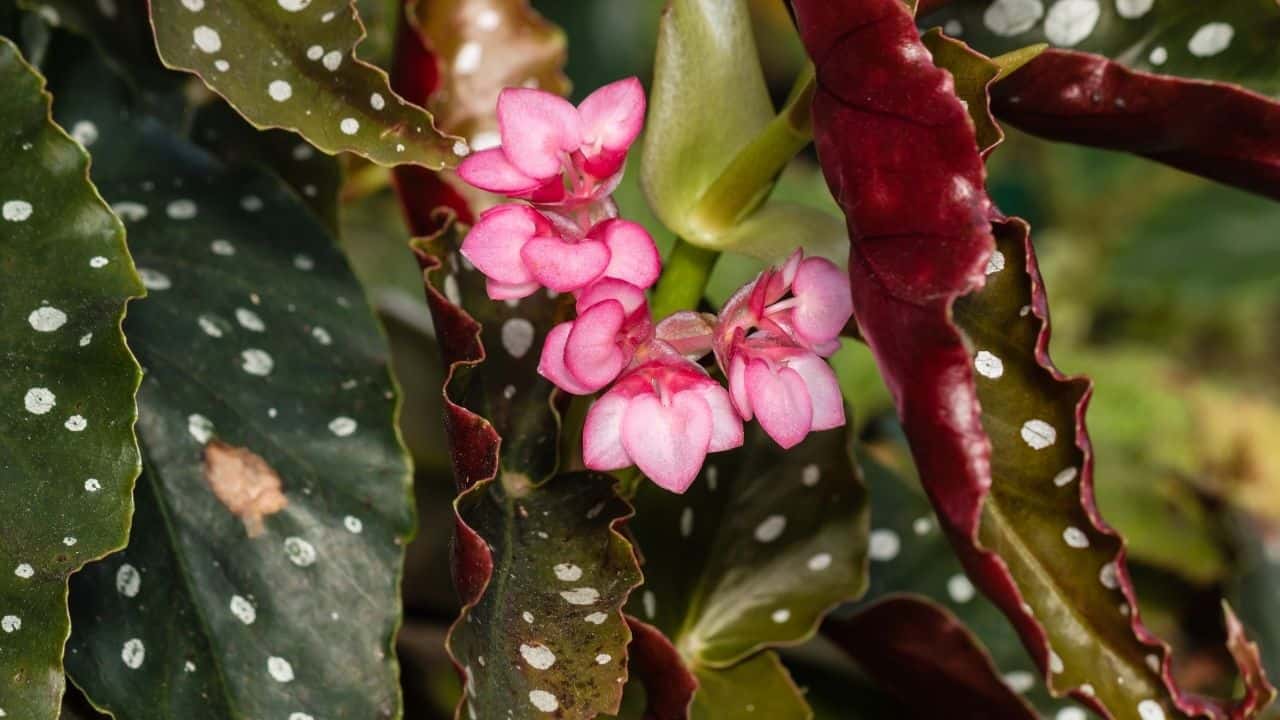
[
  {"x1": 461, "y1": 206, "x2": 661, "y2": 300},
  {"x1": 538, "y1": 279, "x2": 653, "y2": 395},
  {"x1": 457, "y1": 78, "x2": 646, "y2": 206},
  {"x1": 714, "y1": 250, "x2": 853, "y2": 449},
  {"x1": 582, "y1": 355, "x2": 743, "y2": 493}
]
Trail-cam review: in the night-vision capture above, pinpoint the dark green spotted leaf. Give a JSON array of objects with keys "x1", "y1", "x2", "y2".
[
  {"x1": 851, "y1": 447, "x2": 1079, "y2": 717},
  {"x1": 414, "y1": 219, "x2": 643, "y2": 719},
  {"x1": 148, "y1": 0, "x2": 466, "y2": 168},
  {"x1": 0, "y1": 37, "x2": 143, "y2": 720},
  {"x1": 625, "y1": 424, "x2": 867, "y2": 716},
  {"x1": 450, "y1": 473, "x2": 640, "y2": 720},
  {"x1": 44, "y1": 47, "x2": 414, "y2": 719},
  {"x1": 924, "y1": 0, "x2": 1280, "y2": 93}
]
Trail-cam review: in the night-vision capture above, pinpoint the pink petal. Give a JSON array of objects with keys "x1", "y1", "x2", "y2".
[
  {"x1": 583, "y1": 392, "x2": 632, "y2": 471},
  {"x1": 485, "y1": 278, "x2": 540, "y2": 301},
  {"x1": 621, "y1": 392, "x2": 712, "y2": 493},
  {"x1": 689, "y1": 383, "x2": 744, "y2": 453},
  {"x1": 576, "y1": 277, "x2": 648, "y2": 316},
  {"x1": 791, "y1": 257, "x2": 853, "y2": 348},
  {"x1": 461, "y1": 205, "x2": 542, "y2": 285},
  {"x1": 456, "y1": 148, "x2": 544, "y2": 195},
  {"x1": 786, "y1": 352, "x2": 846, "y2": 431},
  {"x1": 497, "y1": 87, "x2": 582, "y2": 180},
  {"x1": 576, "y1": 79, "x2": 645, "y2": 178},
  {"x1": 521, "y1": 236, "x2": 610, "y2": 292},
  {"x1": 538, "y1": 323, "x2": 596, "y2": 395},
  {"x1": 565, "y1": 300, "x2": 627, "y2": 391},
  {"x1": 654, "y1": 311, "x2": 715, "y2": 360},
  {"x1": 595, "y1": 219, "x2": 661, "y2": 289},
  {"x1": 746, "y1": 359, "x2": 813, "y2": 449},
  {"x1": 578, "y1": 77, "x2": 646, "y2": 163}
]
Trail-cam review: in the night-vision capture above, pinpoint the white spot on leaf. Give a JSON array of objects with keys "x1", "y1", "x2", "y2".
[{"x1": 116, "y1": 564, "x2": 141, "y2": 597}]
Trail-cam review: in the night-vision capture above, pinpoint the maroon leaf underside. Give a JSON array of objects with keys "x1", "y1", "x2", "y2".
[
  {"x1": 390, "y1": 14, "x2": 474, "y2": 237},
  {"x1": 792, "y1": 1, "x2": 1272, "y2": 718},
  {"x1": 825, "y1": 594, "x2": 1036, "y2": 720},
  {"x1": 624, "y1": 616, "x2": 699, "y2": 720},
  {"x1": 992, "y1": 49, "x2": 1280, "y2": 202}
]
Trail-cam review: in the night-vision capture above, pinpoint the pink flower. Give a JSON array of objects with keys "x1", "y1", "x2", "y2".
[
  {"x1": 582, "y1": 355, "x2": 743, "y2": 493},
  {"x1": 713, "y1": 251, "x2": 852, "y2": 449},
  {"x1": 724, "y1": 333, "x2": 845, "y2": 449},
  {"x1": 461, "y1": 206, "x2": 660, "y2": 300},
  {"x1": 457, "y1": 78, "x2": 647, "y2": 205},
  {"x1": 718, "y1": 250, "x2": 852, "y2": 357},
  {"x1": 538, "y1": 280, "x2": 654, "y2": 394}
]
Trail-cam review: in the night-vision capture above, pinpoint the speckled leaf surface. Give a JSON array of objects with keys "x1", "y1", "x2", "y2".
[
  {"x1": 622, "y1": 425, "x2": 866, "y2": 718},
  {"x1": 923, "y1": 0, "x2": 1280, "y2": 93},
  {"x1": 850, "y1": 451, "x2": 1068, "y2": 716},
  {"x1": 640, "y1": 0, "x2": 775, "y2": 246},
  {"x1": 413, "y1": 220, "x2": 642, "y2": 719},
  {"x1": 794, "y1": 1, "x2": 1273, "y2": 717},
  {"x1": 922, "y1": 1, "x2": 1280, "y2": 199},
  {"x1": 148, "y1": 0, "x2": 465, "y2": 168},
  {"x1": 44, "y1": 51, "x2": 414, "y2": 719},
  {"x1": 0, "y1": 37, "x2": 143, "y2": 720},
  {"x1": 627, "y1": 425, "x2": 867, "y2": 667}
]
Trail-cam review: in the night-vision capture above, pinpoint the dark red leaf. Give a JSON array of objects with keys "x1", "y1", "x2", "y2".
[
  {"x1": 624, "y1": 615, "x2": 699, "y2": 720},
  {"x1": 793, "y1": 1, "x2": 1273, "y2": 717},
  {"x1": 825, "y1": 595, "x2": 1037, "y2": 720},
  {"x1": 992, "y1": 49, "x2": 1280, "y2": 201}
]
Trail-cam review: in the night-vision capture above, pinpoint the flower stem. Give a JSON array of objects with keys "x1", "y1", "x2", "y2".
[
  {"x1": 686, "y1": 63, "x2": 816, "y2": 240},
  {"x1": 650, "y1": 238, "x2": 719, "y2": 319}
]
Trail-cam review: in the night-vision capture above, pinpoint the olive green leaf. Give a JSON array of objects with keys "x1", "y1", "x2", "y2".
[
  {"x1": 44, "y1": 46, "x2": 414, "y2": 719},
  {"x1": 0, "y1": 36, "x2": 143, "y2": 720},
  {"x1": 689, "y1": 651, "x2": 809, "y2": 720},
  {"x1": 625, "y1": 424, "x2": 868, "y2": 716},
  {"x1": 925, "y1": 0, "x2": 1280, "y2": 94},
  {"x1": 148, "y1": 0, "x2": 466, "y2": 168},
  {"x1": 415, "y1": 218, "x2": 644, "y2": 720}
]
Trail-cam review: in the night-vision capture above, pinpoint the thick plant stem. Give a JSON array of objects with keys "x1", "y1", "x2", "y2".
[
  {"x1": 651, "y1": 238, "x2": 719, "y2": 319},
  {"x1": 686, "y1": 63, "x2": 816, "y2": 240}
]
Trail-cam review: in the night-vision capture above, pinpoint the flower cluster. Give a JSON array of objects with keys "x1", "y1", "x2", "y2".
[{"x1": 458, "y1": 79, "x2": 852, "y2": 493}]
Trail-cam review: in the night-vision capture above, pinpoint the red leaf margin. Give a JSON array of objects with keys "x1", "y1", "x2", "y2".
[
  {"x1": 390, "y1": 8, "x2": 684, "y2": 718},
  {"x1": 791, "y1": 0, "x2": 1275, "y2": 718},
  {"x1": 991, "y1": 49, "x2": 1280, "y2": 202},
  {"x1": 825, "y1": 594, "x2": 1037, "y2": 720}
]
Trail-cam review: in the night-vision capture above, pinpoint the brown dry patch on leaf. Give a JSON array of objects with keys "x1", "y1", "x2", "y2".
[{"x1": 203, "y1": 440, "x2": 288, "y2": 537}]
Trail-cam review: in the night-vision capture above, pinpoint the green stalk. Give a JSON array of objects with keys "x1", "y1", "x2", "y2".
[
  {"x1": 686, "y1": 63, "x2": 816, "y2": 240},
  {"x1": 650, "y1": 238, "x2": 720, "y2": 319}
]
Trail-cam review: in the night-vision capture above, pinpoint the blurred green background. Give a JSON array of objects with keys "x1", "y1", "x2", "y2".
[{"x1": 329, "y1": 1, "x2": 1280, "y2": 717}]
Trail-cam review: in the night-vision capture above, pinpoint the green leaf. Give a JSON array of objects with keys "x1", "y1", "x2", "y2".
[
  {"x1": 690, "y1": 651, "x2": 809, "y2": 720},
  {"x1": 718, "y1": 202, "x2": 847, "y2": 265},
  {"x1": 45, "y1": 47, "x2": 414, "y2": 718},
  {"x1": 414, "y1": 216, "x2": 644, "y2": 719},
  {"x1": 148, "y1": 0, "x2": 466, "y2": 168},
  {"x1": 920, "y1": 27, "x2": 1005, "y2": 154},
  {"x1": 626, "y1": 425, "x2": 868, "y2": 713},
  {"x1": 852, "y1": 446, "x2": 1080, "y2": 716},
  {"x1": 0, "y1": 37, "x2": 143, "y2": 720},
  {"x1": 450, "y1": 473, "x2": 641, "y2": 720},
  {"x1": 640, "y1": 0, "x2": 774, "y2": 244},
  {"x1": 926, "y1": 0, "x2": 1280, "y2": 94}
]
